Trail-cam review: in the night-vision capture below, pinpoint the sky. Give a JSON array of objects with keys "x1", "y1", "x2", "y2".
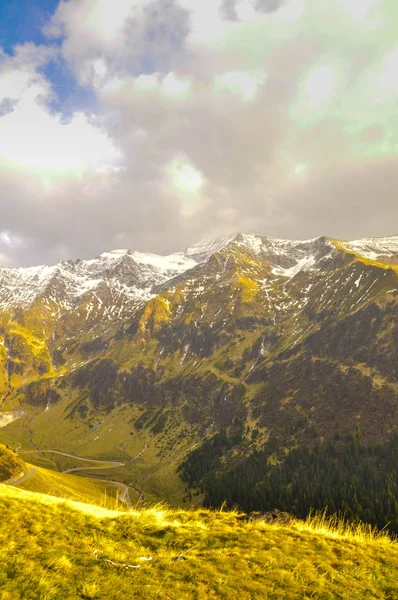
[{"x1": 0, "y1": 0, "x2": 397, "y2": 267}]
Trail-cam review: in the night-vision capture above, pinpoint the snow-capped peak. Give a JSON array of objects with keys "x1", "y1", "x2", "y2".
[
  {"x1": 185, "y1": 235, "x2": 237, "y2": 262},
  {"x1": 0, "y1": 234, "x2": 395, "y2": 310},
  {"x1": 99, "y1": 249, "x2": 131, "y2": 260}
]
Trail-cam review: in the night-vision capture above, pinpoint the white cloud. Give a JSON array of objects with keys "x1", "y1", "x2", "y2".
[
  {"x1": 293, "y1": 163, "x2": 308, "y2": 176},
  {"x1": 0, "y1": 45, "x2": 122, "y2": 174},
  {"x1": 0, "y1": 43, "x2": 54, "y2": 102},
  {"x1": 214, "y1": 70, "x2": 267, "y2": 100},
  {"x1": 302, "y1": 65, "x2": 337, "y2": 108},
  {"x1": 335, "y1": 0, "x2": 384, "y2": 21},
  {"x1": 377, "y1": 47, "x2": 398, "y2": 97},
  {"x1": 45, "y1": 0, "x2": 138, "y2": 43},
  {"x1": 134, "y1": 74, "x2": 158, "y2": 92},
  {"x1": 290, "y1": 57, "x2": 349, "y2": 126},
  {"x1": 132, "y1": 72, "x2": 191, "y2": 98},
  {"x1": 166, "y1": 158, "x2": 204, "y2": 216},
  {"x1": 179, "y1": 0, "x2": 226, "y2": 44},
  {"x1": 275, "y1": 0, "x2": 305, "y2": 23},
  {"x1": 167, "y1": 158, "x2": 204, "y2": 193},
  {"x1": 0, "y1": 103, "x2": 121, "y2": 173},
  {"x1": 161, "y1": 73, "x2": 192, "y2": 98},
  {"x1": 0, "y1": 230, "x2": 24, "y2": 249}
]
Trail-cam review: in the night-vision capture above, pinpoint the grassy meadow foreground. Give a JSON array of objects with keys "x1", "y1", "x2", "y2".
[{"x1": 1, "y1": 485, "x2": 398, "y2": 600}]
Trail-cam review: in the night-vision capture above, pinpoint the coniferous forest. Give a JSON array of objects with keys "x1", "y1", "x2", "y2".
[{"x1": 180, "y1": 431, "x2": 398, "y2": 531}]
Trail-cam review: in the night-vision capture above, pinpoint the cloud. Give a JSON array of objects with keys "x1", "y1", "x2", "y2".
[
  {"x1": 47, "y1": 0, "x2": 191, "y2": 86},
  {"x1": 0, "y1": 42, "x2": 121, "y2": 173},
  {"x1": 0, "y1": 0, "x2": 397, "y2": 268},
  {"x1": 0, "y1": 43, "x2": 54, "y2": 102},
  {"x1": 214, "y1": 70, "x2": 267, "y2": 101},
  {"x1": 277, "y1": 156, "x2": 398, "y2": 240},
  {"x1": 255, "y1": 0, "x2": 285, "y2": 14},
  {"x1": 335, "y1": 0, "x2": 384, "y2": 21},
  {"x1": 220, "y1": 0, "x2": 239, "y2": 21}
]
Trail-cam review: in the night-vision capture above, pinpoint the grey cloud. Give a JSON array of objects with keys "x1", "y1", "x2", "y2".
[
  {"x1": 2, "y1": 42, "x2": 56, "y2": 68},
  {"x1": 0, "y1": 162, "x2": 189, "y2": 267},
  {"x1": 220, "y1": 0, "x2": 239, "y2": 21},
  {"x1": 276, "y1": 157, "x2": 398, "y2": 241},
  {"x1": 1, "y1": 139, "x2": 397, "y2": 268},
  {"x1": 0, "y1": 98, "x2": 17, "y2": 117},
  {"x1": 255, "y1": 0, "x2": 284, "y2": 13},
  {"x1": 220, "y1": 0, "x2": 284, "y2": 21},
  {"x1": 55, "y1": 0, "x2": 191, "y2": 84},
  {"x1": 122, "y1": 0, "x2": 191, "y2": 74}
]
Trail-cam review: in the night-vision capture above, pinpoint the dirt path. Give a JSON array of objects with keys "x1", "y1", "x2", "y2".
[
  {"x1": 6, "y1": 467, "x2": 38, "y2": 486},
  {"x1": 109, "y1": 481, "x2": 133, "y2": 508},
  {"x1": 19, "y1": 449, "x2": 124, "y2": 469},
  {"x1": 18, "y1": 449, "x2": 144, "y2": 507}
]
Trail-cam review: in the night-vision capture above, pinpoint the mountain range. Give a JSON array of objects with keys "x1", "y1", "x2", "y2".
[{"x1": 0, "y1": 233, "x2": 397, "y2": 522}]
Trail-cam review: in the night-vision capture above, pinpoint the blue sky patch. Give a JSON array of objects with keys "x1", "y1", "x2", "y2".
[
  {"x1": 0, "y1": 0, "x2": 98, "y2": 116},
  {"x1": 40, "y1": 58, "x2": 99, "y2": 117},
  {"x1": 0, "y1": 0, "x2": 60, "y2": 53}
]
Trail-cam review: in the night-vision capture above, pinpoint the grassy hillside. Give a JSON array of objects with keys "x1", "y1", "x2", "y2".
[
  {"x1": 0, "y1": 443, "x2": 27, "y2": 482},
  {"x1": 0, "y1": 485, "x2": 397, "y2": 600},
  {"x1": 16, "y1": 464, "x2": 122, "y2": 510}
]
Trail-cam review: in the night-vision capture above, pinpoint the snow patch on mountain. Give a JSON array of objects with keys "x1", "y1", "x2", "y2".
[
  {"x1": 236, "y1": 234, "x2": 264, "y2": 254},
  {"x1": 271, "y1": 256, "x2": 316, "y2": 279},
  {"x1": 131, "y1": 251, "x2": 197, "y2": 278},
  {"x1": 341, "y1": 236, "x2": 398, "y2": 261},
  {"x1": 185, "y1": 235, "x2": 237, "y2": 262}
]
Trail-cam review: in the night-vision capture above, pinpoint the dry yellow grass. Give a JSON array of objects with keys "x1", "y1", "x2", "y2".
[
  {"x1": 0, "y1": 484, "x2": 397, "y2": 599},
  {"x1": 16, "y1": 464, "x2": 121, "y2": 510}
]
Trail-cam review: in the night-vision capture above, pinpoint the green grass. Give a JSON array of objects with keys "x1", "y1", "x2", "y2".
[{"x1": 1, "y1": 484, "x2": 397, "y2": 599}]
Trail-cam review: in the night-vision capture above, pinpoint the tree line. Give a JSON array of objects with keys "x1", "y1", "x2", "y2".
[{"x1": 180, "y1": 430, "x2": 398, "y2": 531}]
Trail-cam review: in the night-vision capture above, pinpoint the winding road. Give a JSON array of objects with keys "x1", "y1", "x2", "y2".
[
  {"x1": 5, "y1": 467, "x2": 38, "y2": 486},
  {"x1": 17, "y1": 449, "x2": 144, "y2": 508},
  {"x1": 19, "y1": 449, "x2": 124, "y2": 470}
]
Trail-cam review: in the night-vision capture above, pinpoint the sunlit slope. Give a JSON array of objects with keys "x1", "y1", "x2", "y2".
[
  {"x1": 0, "y1": 441, "x2": 123, "y2": 508},
  {"x1": 15, "y1": 464, "x2": 122, "y2": 509},
  {"x1": 0, "y1": 442, "x2": 27, "y2": 481},
  {"x1": 0, "y1": 484, "x2": 398, "y2": 600}
]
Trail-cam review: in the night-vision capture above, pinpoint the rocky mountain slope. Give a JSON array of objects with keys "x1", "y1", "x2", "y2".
[{"x1": 0, "y1": 233, "x2": 397, "y2": 519}]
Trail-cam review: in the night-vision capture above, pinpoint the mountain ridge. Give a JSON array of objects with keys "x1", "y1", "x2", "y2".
[{"x1": 1, "y1": 232, "x2": 397, "y2": 310}]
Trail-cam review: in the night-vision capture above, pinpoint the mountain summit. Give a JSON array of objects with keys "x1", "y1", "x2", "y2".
[{"x1": 1, "y1": 233, "x2": 397, "y2": 309}]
